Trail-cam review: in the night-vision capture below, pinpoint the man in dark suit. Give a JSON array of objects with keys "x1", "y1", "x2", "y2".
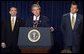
[
  {"x1": 1, "y1": 7, "x2": 25, "y2": 53},
  {"x1": 61, "y1": 2, "x2": 83, "y2": 53},
  {"x1": 26, "y1": 4, "x2": 54, "y2": 53},
  {"x1": 26, "y1": 4, "x2": 50, "y2": 27}
]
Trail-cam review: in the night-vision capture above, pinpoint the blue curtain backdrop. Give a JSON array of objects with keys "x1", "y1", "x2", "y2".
[{"x1": 1, "y1": 1, "x2": 83, "y2": 53}]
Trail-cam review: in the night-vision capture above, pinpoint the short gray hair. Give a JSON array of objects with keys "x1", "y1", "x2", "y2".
[
  {"x1": 10, "y1": 6, "x2": 17, "y2": 11},
  {"x1": 31, "y1": 4, "x2": 41, "y2": 10}
]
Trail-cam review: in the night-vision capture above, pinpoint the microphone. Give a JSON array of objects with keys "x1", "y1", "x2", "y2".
[{"x1": 33, "y1": 20, "x2": 39, "y2": 28}]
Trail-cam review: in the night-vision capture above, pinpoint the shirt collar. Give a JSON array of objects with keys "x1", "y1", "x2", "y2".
[
  {"x1": 70, "y1": 12, "x2": 77, "y2": 16},
  {"x1": 34, "y1": 15, "x2": 40, "y2": 18},
  {"x1": 11, "y1": 16, "x2": 16, "y2": 19},
  {"x1": 33, "y1": 15, "x2": 40, "y2": 21}
]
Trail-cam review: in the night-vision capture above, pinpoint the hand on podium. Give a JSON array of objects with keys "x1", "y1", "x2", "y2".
[
  {"x1": 50, "y1": 27, "x2": 54, "y2": 32},
  {"x1": 1, "y1": 42, "x2": 6, "y2": 48}
]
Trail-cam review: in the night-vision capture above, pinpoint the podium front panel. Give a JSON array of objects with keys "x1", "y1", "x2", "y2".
[{"x1": 18, "y1": 27, "x2": 53, "y2": 49}]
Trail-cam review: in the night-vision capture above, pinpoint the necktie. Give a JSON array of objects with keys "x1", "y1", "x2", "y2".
[
  {"x1": 11, "y1": 17, "x2": 15, "y2": 31},
  {"x1": 33, "y1": 16, "x2": 38, "y2": 28},
  {"x1": 36, "y1": 16, "x2": 38, "y2": 26},
  {"x1": 36, "y1": 16, "x2": 38, "y2": 21},
  {"x1": 71, "y1": 14, "x2": 75, "y2": 30}
]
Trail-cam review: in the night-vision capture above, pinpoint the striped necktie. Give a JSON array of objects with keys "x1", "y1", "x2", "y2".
[
  {"x1": 71, "y1": 14, "x2": 75, "y2": 30},
  {"x1": 11, "y1": 17, "x2": 15, "y2": 31}
]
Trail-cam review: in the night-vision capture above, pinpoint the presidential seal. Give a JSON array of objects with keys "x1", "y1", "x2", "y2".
[{"x1": 28, "y1": 29, "x2": 41, "y2": 42}]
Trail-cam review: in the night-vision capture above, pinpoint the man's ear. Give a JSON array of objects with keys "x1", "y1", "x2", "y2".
[
  {"x1": 9, "y1": 11, "x2": 11, "y2": 14},
  {"x1": 77, "y1": 9, "x2": 78, "y2": 12},
  {"x1": 31, "y1": 10, "x2": 33, "y2": 14}
]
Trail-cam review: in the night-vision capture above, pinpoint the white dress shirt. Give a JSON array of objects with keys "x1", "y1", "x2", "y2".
[
  {"x1": 70, "y1": 12, "x2": 77, "y2": 24},
  {"x1": 11, "y1": 16, "x2": 16, "y2": 24},
  {"x1": 11, "y1": 16, "x2": 16, "y2": 25},
  {"x1": 33, "y1": 15, "x2": 40, "y2": 21}
]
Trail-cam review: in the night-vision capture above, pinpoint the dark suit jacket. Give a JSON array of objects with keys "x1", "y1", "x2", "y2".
[
  {"x1": 26, "y1": 15, "x2": 50, "y2": 27},
  {"x1": 61, "y1": 13, "x2": 83, "y2": 53},
  {"x1": 1, "y1": 16, "x2": 25, "y2": 48}
]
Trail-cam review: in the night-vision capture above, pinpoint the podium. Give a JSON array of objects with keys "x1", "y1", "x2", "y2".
[{"x1": 18, "y1": 27, "x2": 53, "y2": 53}]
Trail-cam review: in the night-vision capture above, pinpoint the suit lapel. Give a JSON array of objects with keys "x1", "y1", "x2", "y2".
[
  {"x1": 31, "y1": 16, "x2": 33, "y2": 27},
  {"x1": 74, "y1": 14, "x2": 80, "y2": 30},
  {"x1": 8, "y1": 17, "x2": 12, "y2": 31},
  {"x1": 38, "y1": 15, "x2": 42, "y2": 25},
  {"x1": 14, "y1": 17, "x2": 19, "y2": 31},
  {"x1": 68, "y1": 13, "x2": 72, "y2": 30}
]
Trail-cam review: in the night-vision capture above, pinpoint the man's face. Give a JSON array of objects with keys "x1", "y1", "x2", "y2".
[
  {"x1": 9, "y1": 7, "x2": 17, "y2": 16},
  {"x1": 32, "y1": 7, "x2": 40, "y2": 16},
  {"x1": 70, "y1": 5, "x2": 78, "y2": 14}
]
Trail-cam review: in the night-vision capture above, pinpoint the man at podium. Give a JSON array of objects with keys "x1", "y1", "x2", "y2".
[
  {"x1": 26, "y1": 4, "x2": 50, "y2": 27},
  {"x1": 23, "y1": 4, "x2": 54, "y2": 53}
]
